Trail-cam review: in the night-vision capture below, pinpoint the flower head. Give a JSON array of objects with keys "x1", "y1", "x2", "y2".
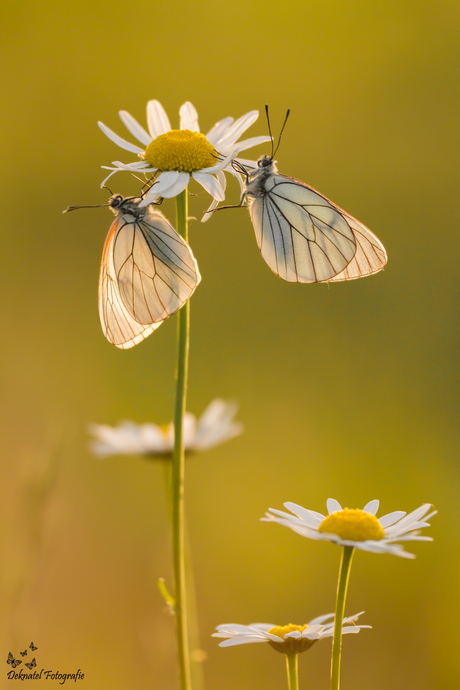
[
  {"x1": 98, "y1": 100, "x2": 270, "y2": 215},
  {"x1": 263, "y1": 499, "x2": 436, "y2": 559},
  {"x1": 88, "y1": 399, "x2": 243, "y2": 459},
  {"x1": 213, "y1": 612, "x2": 370, "y2": 654}
]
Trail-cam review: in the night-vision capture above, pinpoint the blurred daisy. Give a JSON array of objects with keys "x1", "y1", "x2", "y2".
[
  {"x1": 98, "y1": 100, "x2": 270, "y2": 212},
  {"x1": 88, "y1": 399, "x2": 243, "y2": 459},
  {"x1": 263, "y1": 498, "x2": 436, "y2": 559},
  {"x1": 213, "y1": 612, "x2": 370, "y2": 654}
]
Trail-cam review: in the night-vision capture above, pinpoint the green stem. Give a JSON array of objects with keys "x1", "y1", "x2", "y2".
[
  {"x1": 330, "y1": 546, "x2": 355, "y2": 690},
  {"x1": 172, "y1": 190, "x2": 192, "y2": 690},
  {"x1": 285, "y1": 654, "x2": 299, "y2": 690}
]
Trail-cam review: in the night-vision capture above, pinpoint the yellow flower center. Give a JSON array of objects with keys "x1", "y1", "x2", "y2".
[
  {"x1": 142, "y1": 129, "x2": 217, "y2": 172},
  {"x1": 267, "y1": 624, "x2": 316, "y2": 655},
  {"x1": 319, "y1": 508, "x2": 384, "y2": 541}
]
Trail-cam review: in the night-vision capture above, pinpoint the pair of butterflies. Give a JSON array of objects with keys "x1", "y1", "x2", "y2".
[{"x1": 82, "y1": 154, "x2": 387, "y2": 349}]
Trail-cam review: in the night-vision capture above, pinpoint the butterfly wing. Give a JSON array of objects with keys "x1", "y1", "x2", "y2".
[
  {"x1": 249, "y1": 174, "x2": 357, "y2": 282},
  {"x1": 99, "y1": 218, "x2": 162, "y2": 349},
  {"x1": 113, "y1": 207, "x2": 201, "y2": 325},
  {"x1": 7, "y1": 652, "x2": 13, "y2": 664},
  {"x1": 249, "y1": 173, "x2": 387, "y2": 282},
  {"x1": 326, "y1": 210, "x2": 387, "y2": 281}
]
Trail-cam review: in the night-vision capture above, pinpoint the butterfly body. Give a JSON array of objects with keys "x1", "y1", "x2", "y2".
[
  {"x1": 239, "y1": 155, "x2": 387, "y2": 283},
  {"x1": 99, "y1": 195, "x2": 201, "y2": 349}
]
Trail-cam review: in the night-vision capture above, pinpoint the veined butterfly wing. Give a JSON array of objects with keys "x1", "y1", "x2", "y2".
[
  {"x1": 99, "y1": 198, "x2": 201, "y2": 349},
  {"x1": 244, "y1": 158, "x2": 387, "y2": 283},
  {"x1": 249, "y1": 173, "x2": 357, "y2": 282},
  {"x1": 325, "y1": 209, "x2": 387, "y2": 281}
]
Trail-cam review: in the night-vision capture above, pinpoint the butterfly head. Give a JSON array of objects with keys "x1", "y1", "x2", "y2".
[
  {"x1": 252, "y1": 155, "x2": 278, "y2": 178},
  {"x1": 108, "y1": 194, "x2": 145, "y2": 217},
  {"x1": 108, "y1": 194, "x2": 124, "y2": 209}
]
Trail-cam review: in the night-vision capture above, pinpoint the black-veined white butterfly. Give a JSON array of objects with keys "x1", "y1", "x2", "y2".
[
  {"x1": 29, "y1": 642, "x2": 38, "y2": 652},
  {"x1": 65, "y1": 195, "x2": 201, "y2": 349},
  {"x1": 232, "y1": 109, "x2": 387, "y2": 283},
  {"x1": 25, "y1": 658, "x2": 37, "y2": 670}
]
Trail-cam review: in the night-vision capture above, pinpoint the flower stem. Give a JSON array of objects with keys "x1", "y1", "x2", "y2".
[
  {"x1": 285, "y1": 654, "x2": 299, "y2": 690},
  {"x1": 172, "y1": 190, "x2": 192, "y2": 690},
  {"x1": 330, "y1": 546, "x2": 355, "y2": 690}
]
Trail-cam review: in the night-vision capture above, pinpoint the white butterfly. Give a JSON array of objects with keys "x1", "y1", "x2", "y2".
[
  {"x1": 97, "y1": 195, "x2": 201, "y2": 348},
  {"x1": 235, "y1": 154, "x2": 387, "y2": 283}
]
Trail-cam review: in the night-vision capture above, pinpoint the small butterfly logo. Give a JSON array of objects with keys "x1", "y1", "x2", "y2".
[
  {"x1": 25, "y1": 658, "x2": 37, "y2": 670},
  {"x1": 29, "y1": 642, "x2": 37, "y2": 652},
  {"x1": 19, "y1": 649, "x2": 27, "y2": 657},
  {"x1": 6, "y1": 652, "x2": 22, "y2": 669}
]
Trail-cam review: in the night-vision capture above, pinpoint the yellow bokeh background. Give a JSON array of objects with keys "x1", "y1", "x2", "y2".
[{"x1": 2, "y1": 0, "x2": 459, "y2": 688}]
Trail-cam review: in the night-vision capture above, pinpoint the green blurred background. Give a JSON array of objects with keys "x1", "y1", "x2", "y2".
[{"x1": 1, "y1": 0, "x2": 459, "y2": 687}]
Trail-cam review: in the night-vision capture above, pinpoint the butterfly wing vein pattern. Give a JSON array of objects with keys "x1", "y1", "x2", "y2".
[
  {"x1": 99, "y1": 203, "x2": 200, "y2": 349},
  {"x1": 246, "y1": 167, "x2": 387, "y2": 283},
  {"x1": 113, "y1": 216, "x2": 199, "y2": 324}
]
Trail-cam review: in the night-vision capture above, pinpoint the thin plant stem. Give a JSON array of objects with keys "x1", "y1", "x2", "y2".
[
  {"x1": 161, "y1": 460, "x2": 204, "y2": 690},
  {"x1": 285, "y1": 653, "x2": 299, "y2": 690},
  {"x1": 330, "y1": 546, "x2": 355, "y2": 690},
  {"x1": 172, "y1": 190, "x2": 192, "y2": 690}
]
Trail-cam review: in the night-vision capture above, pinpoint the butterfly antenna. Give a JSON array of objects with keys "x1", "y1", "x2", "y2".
[
  {"x1": 273, "y1": 109, "x2": 290, "y2": 158},
  {"x1": 103, "y1": 185, "x2": 114, "y2": 195},
  {"x1": 265, "y1": 104, "x2": 274, "y2": 159},
  {"x1": 62, "y1": 203, "x2": 109, "y2": 213}
]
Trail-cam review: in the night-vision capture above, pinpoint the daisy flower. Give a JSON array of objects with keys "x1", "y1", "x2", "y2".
[
  {"x1": 213, "y1": 612, "x2": 370, "y2": 653},
  {"x1": 88, "y1": 399, "x2": 243, "y2": 459},
  {"x1": 214, "y1": 613, "x2": 370, "y2": 690},
  {"x1": 98, "y1": 100, "x2": 270, "y2": 213},
  {"x1": 263, "y1": 498, "x2": 436, "y2": 559}
]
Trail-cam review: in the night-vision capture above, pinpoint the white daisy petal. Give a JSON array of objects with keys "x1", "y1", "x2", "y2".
[
  {"x1": 201, "y1": 169, "x2": 229, "y2": 222},
  {"x1": 192, "y1": 172, "x2": 225, "y2": 201},
  {"x1": 226, "y1": 165, "x2": 245, "y2": 193},
  {"x1": 138, "y1": 188, "x2": 162, "y2": 207},
  {"x1": 233, "y1": 157, "x2": 258, "y2": 169},
  {"x1": 147, "y1": 100, "x2": 171, "y2": 138},
  {"x1": 379, "y1": 511, "x2": 407, "y2": 528},
  {"x1": 180, "y1": 102, "x2": 200, "y2": 132},
  {"x1": 327, "y1": 498, "x2": 343, "y2": 514},
  {"x1": 161, "y1": 172, "x2": 190, "y2": 198},
  {"x1": 218, "y1": 637, "x2": 268, "y2": 647},
  {"x1": 283, "y1": 503, "x2": 324, "y2": 527},
  {"x1": 215, "y1": 624, "x2": 259, "y2": 633},
  {"x1": 363, "y1": 500, "x2": 379, "y2": 515},
  {"x1": 307, "y1": 613, "x2": 335, "y2": 627},
  {"x1": 206, "y1": 116, "x2": 234, "y2": 146},
  {"x1": 302, "y1": 624, "x2": 323, "y2": 634},
  {"x1": 100, "y1": 167, "x2": 122, "y2": 188},
  {"x1": 226, "y1": 135, "x2": 271, "y2": 153},
  {"x1": 217, "y1": 111, "x2": 259, "y2": 149},
  {"x1": 98, "y1": 121, "x2": 144, "y2": 154},
  {"x1": 118, "y1": 111, "x2": 152, "y2": 146},
  {"x1": 200, "y1": 149, "x2": 239, "y2": 174}
]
